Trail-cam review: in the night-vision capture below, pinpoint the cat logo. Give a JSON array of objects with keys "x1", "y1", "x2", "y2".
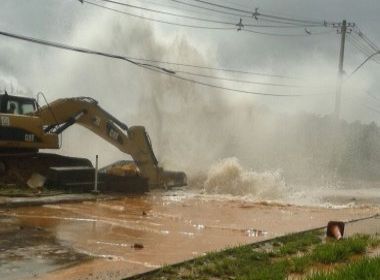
[
  {"x1": 109, "y1": 129, "x2": 119, "y2": 141},
  {"x1": 106, "y1": 122, "x2": 123, "y2": 144},
  {"x1": 92, "y1": 116, "x2": 101, "y2": 127},
  {"x1": 1, "y1": 116, "x2": 10, "y2": 127},
  {"x1": 25, "y1": 134, "x2": 35, "y2": 142}
]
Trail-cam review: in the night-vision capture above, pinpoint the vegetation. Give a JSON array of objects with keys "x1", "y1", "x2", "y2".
[
  {"x1": 0, "y1": 184, "x2": 63, "y2": 197},
  {"x1": 128, "y1": 232, "x2": 380, "y2": 280},
  {"x1": 308, "y1": 257, "x2": 380, "y2": 280}
]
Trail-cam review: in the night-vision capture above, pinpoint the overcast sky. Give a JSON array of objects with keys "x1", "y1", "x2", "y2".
[{"x1": 0, "y1": 0, "x2": 379, "y2": 166}]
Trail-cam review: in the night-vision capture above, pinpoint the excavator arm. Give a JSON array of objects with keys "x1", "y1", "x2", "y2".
[{"x1": 34, "y1": 97, "x2": 185, "y2": 188}]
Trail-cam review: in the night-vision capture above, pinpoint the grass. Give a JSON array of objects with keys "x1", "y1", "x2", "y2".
[
  {"x1": 311, "y1": 235, "x2": 368, "y2": 264},
  {"x1": 0, "y1": 185, "x2": 64, "y2": 197},
  {"x1": 307, "y1": 257, "x2": 380, "y2": 280},
  {"x1": 275, "y1": 231, "x2": 322, "y2": 256},
  {"x1": 128, "y1": 232, "x2": 380, "y2": 280}
]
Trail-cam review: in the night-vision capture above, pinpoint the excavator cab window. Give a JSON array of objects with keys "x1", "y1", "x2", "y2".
[
  {"x1": 7, "y1": 102, "x2": 18, "y2": 114},
  {"x1": 0, "y1": 94, "x2": 37, "y2": 115},
  {"x1": 20, "y1": 102, "x2": 36, "y2": 114}
]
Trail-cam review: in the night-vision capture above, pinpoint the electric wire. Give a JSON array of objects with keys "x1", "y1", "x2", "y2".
[
  {"x1": 365, "y1": 104, "x2": 380, "y2": 115},
  {"x1": 188, "y1": 0, "x2": 254, "y2": 15},
  {"x1": 169, "y1": 0, "x2": 249, "y2": 18},
  {"x1": 348, "y1": 34, "x2": 373, "y2": 55},
  {"x1": 90, "y1": 0, "x2": 328, "y2": 31},
  {"x1": 343, "y1": 93, "x2": 380, "y2": 116},
  {"x1": 172, "y1": 72, "x2": 331, "y2": 97},
  {"x1": 350, "y1": 51, "x2": 380, "y2": 77},
  {"x1": 94, "y1": 0, "x2": 237, "y2": 25},
  {"x1": 84, "y1": 0, "x2": 329, "y2": 37},
  {"x1": 366, "y1": 91, "x2": 380, "y2": 106},
  {"x1": 347, "y1": 34, "x2": 380, "y2": 64},
  {"x1": 348, "y1": 35, "x2": 374, "y2": 57},
  {"x1": 187, "y1": 0, "x2": 326, "y2": 25},
  {"x1": 175, "y1": 69, "x2": 313, "y2": 88},
  {"x1": 84, "y1": 0, "x2": 235, "y2": 30},
  {"x1": 352, "y1": 31, "x2": 379, "y2": 54},
  {"x1": 243, "y1": 28, "x2": 333, "y2": 37},
  {"x1": 128, "y1": 58, "x2": 300, "y2": 79},
  {"x1": 0, "y1": 29, "x2": 322, "y2": 97},
  {"x1": 355, "y1": 29, "x2": 379, "y2": 52},
  {"x1": 129, "y1": 0, "x2": 326, "y2": 27},
  {"x1": 168, "y1": 0, "x2": 324, "y2": 28}
]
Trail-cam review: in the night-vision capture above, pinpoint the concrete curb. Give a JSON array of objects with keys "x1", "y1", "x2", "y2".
[
  {"x1": 124, "y1": 213, "x2": 380, "y2": 280},
  {"x1": 0, "y1": 193, "x2": 116, "y2": 208}
]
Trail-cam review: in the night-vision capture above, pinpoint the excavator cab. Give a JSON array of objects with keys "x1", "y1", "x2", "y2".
[{"x1": 0, "y1": 92, "x2": 37, "y2": 115}]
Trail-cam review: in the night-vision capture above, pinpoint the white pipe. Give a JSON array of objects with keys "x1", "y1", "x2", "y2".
[{"x1": 94, "y1": 154, "x2": 99, "y2": 192}]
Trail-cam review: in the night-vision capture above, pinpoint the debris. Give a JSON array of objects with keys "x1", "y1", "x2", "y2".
[
  {"x1": 27, "y1": 173, "x2": 46, "y2": 191},
  {"x1": 327, "y1": 221, "x2": 345, "y2": 240},
  {"x1": 132, "y1": 243, "x2": 144, "y2": 249},
  {"x1": 0, "y1": 161, "x2": 5, "y2": 175}
]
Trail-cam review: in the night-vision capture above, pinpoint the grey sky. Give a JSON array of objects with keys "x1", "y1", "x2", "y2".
[{"x1": 0, "y1": 0, "x2": 379, "y2": 167}]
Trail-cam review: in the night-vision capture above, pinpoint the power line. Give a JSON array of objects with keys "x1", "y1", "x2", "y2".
[
  {"x1": 350, "y1": 33, "x2": 380, "y2": 57},
  {"x1": 175, "y1": 69, "x2": 311, "y2": 88},
  {"x1": 348, "y1": 34, "x2": 373, "y2": 56},
  {"x1": 82, "y1": 0, "x2": 331, "y2": 37},
  {"x1": 89, "y1": 0, "x2": 327, "y2": 31},
  {"x1": 0, "y1": 29, "x2": 320, "y2": 97},
  {"x1": 352, "y1": 32, "x2": 380, "y2": 63},
  {"x1": 92, "y1": 0, "x2": 237, "y2": 26},
  {"x1": 349, "y1": 50, "x2": 380, "y2": 77},
  {"x1": 348, "y1": 36, "x2": 374, "y2": 58},
  {"x1": 366, "y1": 91, "x2": 380, "y2": 106},
  {"x1": 243, "y1": 28, "x2": 333, "y2": 37},
  {"x1": 188, "y1": 0, "x2": 254, "y2": 15},
  {"x1": 136, "y1": 0, "x2": 213, "y2": 16},
  {"x1": 169, "y1": 0, "x2": 248, "y2": 18},
  {"x1": 84, "y1": 0, "x2": 235, "y2": 30},
  {"x1": 355, "y1": 29, "x2": 379, "y2": 52},
  {"x1": 77, "y1": 2, "x2": 324, "y2": 78},
  {"x1": 187, "y1": 0, "x2": 326, "y2": 25},
  {"x1": 168, "y1": 0, "x2": 324, "y2": 28},
  {"x1": 129, "y1": 58, "x2": 300, "y2": 79},
  {"x1": 365, "y1": 104, "x2": 380, "y2": 116},
  {"x1": 343, "y1": 93, "x2": 380, "y2": 116},
  {"x1": 259, "y1": 11, "x2": 324, "y2": 26},
  {"x1": 347, "y1": 34, "x2": 380, "y2": 64}
]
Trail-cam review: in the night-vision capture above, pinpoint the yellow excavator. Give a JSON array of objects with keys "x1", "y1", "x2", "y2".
[{"x1": 0, "y1": 92, "x2": 186, "y2": 190}]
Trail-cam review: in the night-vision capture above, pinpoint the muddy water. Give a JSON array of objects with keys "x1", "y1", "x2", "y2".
[{"x1": 0, "y1": 189, "x2": 379, "y2": 280}]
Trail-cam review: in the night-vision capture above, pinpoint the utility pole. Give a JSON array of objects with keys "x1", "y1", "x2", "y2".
[
  {"x1": 333, "y1": 20, "x2": 355, "y2": 119},
  {"x1": 334, "y1": 20, "x2": 347, "y2": 119}
]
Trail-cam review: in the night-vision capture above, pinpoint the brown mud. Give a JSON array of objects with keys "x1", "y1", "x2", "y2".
[{"x1": 0, "y1": 190, "x2": 378, "y2": 280}]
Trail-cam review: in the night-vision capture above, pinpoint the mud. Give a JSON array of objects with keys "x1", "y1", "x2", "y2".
[{"x1": 0, "y1": 189, "x2": 378, "y2": 280}]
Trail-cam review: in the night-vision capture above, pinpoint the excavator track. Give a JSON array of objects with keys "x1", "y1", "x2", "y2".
[{"x1": 0, "y1": 153, "x2": 92, "y2": 186}]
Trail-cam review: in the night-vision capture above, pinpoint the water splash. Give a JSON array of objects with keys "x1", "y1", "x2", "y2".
[{"x1": 203, "y1": 157, "x2": 286, "y2": 199}]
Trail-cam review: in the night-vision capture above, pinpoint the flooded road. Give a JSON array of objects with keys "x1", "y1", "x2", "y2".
[{"x1": 0, "y1": 189, "x2": 379, "y2": 280}]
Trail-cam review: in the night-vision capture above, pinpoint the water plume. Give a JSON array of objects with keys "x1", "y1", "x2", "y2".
[{"x1": 204, "y1": 157, "x2": 286, "y2": 199}]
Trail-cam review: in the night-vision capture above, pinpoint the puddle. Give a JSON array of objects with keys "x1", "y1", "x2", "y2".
[{"x1": 0, "y1": 216, "x2": 90, "y2": 280}]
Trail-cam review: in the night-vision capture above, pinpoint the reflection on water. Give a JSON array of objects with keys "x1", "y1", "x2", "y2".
[
  {"x1": 0, "y1": 216, "x2": 90, "y2": 280},
  {"x1": 0, "y1": 189, "x2": 378, "y2": 280}
]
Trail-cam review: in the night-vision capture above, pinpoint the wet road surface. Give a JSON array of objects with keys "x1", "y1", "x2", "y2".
[{"x1": 0, "y1": 190, "x2": 378, "y2": 280}]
